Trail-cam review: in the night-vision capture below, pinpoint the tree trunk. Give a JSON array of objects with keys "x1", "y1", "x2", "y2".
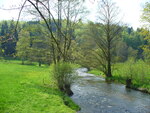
[
  {"x1": 52, "y1": 44, "x2": 56, "y2": 64},
  {"x1": 39, "y1": 61, "x2": 41, "y2": 66},
  {"x1": 126, "y1": 78, "x2": 132, "y2": 88},
  {"x1": 107, "y1": 58, "x2": 112, "y2": 77},
  {"x1": 107, "y1": 41, "x2": 112, "y2": 77},
  {"x1": 64, "y1": 84, "x2": 73, "y2": 96},
  {"x1": 22, "y1": 58, "x2": 24, "y2": 65}
]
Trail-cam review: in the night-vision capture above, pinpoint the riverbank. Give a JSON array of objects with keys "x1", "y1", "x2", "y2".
[
  {"x1": 106, "y1": 77, "x2": 150, "y2": 94},
  {"x1": 0, "y1": 60, "x2": 80, "y2": 113},
  {"x1": 71, "y1": 68, "x2": 150, "y2": 113},
  {"x1": 88, "y1": 67, "x2": 150, "y2": 94}
]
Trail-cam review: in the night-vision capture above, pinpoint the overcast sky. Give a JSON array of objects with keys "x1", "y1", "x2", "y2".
[
  {"x1": 86, "y1": 0, "x2": 149, "y2": 29},
  {"x1": 0, "y1": 0, "x2": 149, "y2": 29}
]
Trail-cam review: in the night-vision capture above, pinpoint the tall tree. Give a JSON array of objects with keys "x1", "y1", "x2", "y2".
[
  {"x1": 22, "y1": 0, "x2": 86, "y2": 95},
  {"x1": 140, "y1": 28, "x2": 150, "y2": 62},
  {"x1": 16, "y1": 29, "x2": 30, "y2": 65},
  {"x1": 23, "y1": 0, "x2": 86, "y2": 63},
  {"x1": 141, "y1": 2, "x2": 150, "y2": 27},
  {"x1": 141, "y1": 2, "x2": 150, "y2": 62},
  {"x1": 93, "y1": 0, "x2": 122, "y2": 77},
  {"x1": 0, "y1": 20, "x2": 20, "y2": 56},
  {"x1": 29, "y1": 24, "x2": 51, "y2": 66},
  {"x1": 0, "y1": 36, "x2": 4, "y2": 58}
]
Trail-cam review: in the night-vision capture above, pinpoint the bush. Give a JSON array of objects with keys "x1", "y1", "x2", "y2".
[{"x1": 50, "y1": 62, "x2": 76, "y2": 96}]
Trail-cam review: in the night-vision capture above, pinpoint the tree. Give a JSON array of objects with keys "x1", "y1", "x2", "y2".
[
  {"x1": 29, "y1": 24, "x2": 51, "y2": 66},
  {"x1": 16, "y1": 29, "x2": 30, "y2": 65},
  {"x1": 114, "y1": 40, "x2": 128, "y2": 62},
  {"x1": 24, "y1": 0, "x2": 86, "y2": 64},
  {"x1": 141, "y1": 2, "x2": 150, "y2": 63},
  {"x1": 0, "y1": 20, "x2": 19, "y2": 56},
  {"x1": 0, "y1": 36, "x2": 4, "y2": 59},
  {"x1": 141, "y1": 2, "x2": 150, "y2": 27},
  {"x1": 140, "y1": 28, "x2": 150, "y2": 63},
  {"x1": 93, "y1": 0, "x2": 122, "y2": 77},
  {"x1": 19, "y1": 0, "x2": 86, "y2": 95},
  {"x1": 121, "y1": 27, "x2": 145, "y2": 60},
  {"x1": 73, "y1": 21, "x2": 99, "y2": 69}
]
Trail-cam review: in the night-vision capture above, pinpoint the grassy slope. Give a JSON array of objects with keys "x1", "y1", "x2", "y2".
[{"x1": 0, "y1": 61, "x2": 78, "y2": 113}]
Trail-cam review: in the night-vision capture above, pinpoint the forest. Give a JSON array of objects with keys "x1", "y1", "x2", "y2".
[
  {"x1": 0, "y1": 17, "x2": 150, "y2": 91},
  {"x1": 0, "y1": 0, "x2": 150, "y2": 113}
]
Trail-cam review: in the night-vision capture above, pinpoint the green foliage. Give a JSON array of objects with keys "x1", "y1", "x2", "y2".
[
  {"x1": 121, "y1": 27, "x2": 145, "y2": 59},
  {"x1": 29, "y1": 37, "x2": 51, "y2": 66},
  {"x1": 0, "y1": 61, "x2": 79, "y2": 113},
  {"x1": 16, "y1": 30, "x2": 30, "y2": 64},
  {"x1": 0, "y1": 20, "x2": 19, "y2": 56},
  {"x1": 50, "y1": 62, "x2": 76, "y2": 95},
  {"x1": 0, "y1": 20, "x2": 147, "y2": 64},
  {"x1": 140, "y1": 29, "x2": 150, "y2": 63},
  {"x1": 73, "y1": 22, "x2": 98, "y2": 69},
  {"x1": 0, "y1": 37, "x2": 4, "y2": 59},
  {"x1": 112, "y1": 59, "x2": 150, "y2": 92},
  {"x1": 141, "y1": 2, "x2": 150, "y2": 27},
  {"x1": 139, "y1": 2, "x2": 150, "y2": 59},
  {"x1": 16, "y1": 24, "x2": 52, "y2": 66}
]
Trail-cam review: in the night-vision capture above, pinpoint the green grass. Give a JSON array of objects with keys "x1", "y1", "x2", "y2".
[
  {"x1": 0, "y1": 60, "x2": 79, "y2": 113},
  {"x1": 112, "y1": 60, "x2": 150, "y2": 93},
  {"x1": 88, "y1": 69, "x2": 104, "y2": 77}
]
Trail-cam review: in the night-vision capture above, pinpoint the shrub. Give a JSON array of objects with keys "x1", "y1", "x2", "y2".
[{"x1": 50, "y1": 62, "x2": 76, "y2": 96}]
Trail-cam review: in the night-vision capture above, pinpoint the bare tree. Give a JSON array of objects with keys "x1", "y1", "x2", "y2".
[
  {"x1": 93, "y1": 0, "x2": 122, "y2": 77},
  {"x1": 21, "y1": 0, "x2": 86, "y2": 64},
  {"x1": 15, "y1": 0, "x2": 86, "y2": 95}
]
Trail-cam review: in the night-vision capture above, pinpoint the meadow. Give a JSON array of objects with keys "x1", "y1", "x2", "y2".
[
  {"x1": 89, "y1": 60, "x2": 150, "y2": 93},
  {"x1": 0, "y1": 60, "x2": 79, "y2": 113}
]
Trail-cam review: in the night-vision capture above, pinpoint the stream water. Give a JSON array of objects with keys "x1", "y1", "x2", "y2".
[{"x1": 71, "y1": 68, "x2": 150, "y2": 113}]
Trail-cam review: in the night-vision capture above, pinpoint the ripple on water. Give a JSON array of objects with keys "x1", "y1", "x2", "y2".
[{"x1": 71, "y1": 68, "x2": 150, "y2": 113}]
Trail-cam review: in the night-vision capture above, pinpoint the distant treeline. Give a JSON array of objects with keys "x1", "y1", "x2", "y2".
[{"x1": 0, "y1": 20, "x2": 149, "y2": 65}]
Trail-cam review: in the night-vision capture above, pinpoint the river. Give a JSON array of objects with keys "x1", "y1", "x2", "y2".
[{"x1": 71, "y1": 68, "x2": 150, "y2": 113}]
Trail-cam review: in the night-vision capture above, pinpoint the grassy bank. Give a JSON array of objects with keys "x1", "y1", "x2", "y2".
[
  {"x1": 89, "y1": 60, "x2": 150, "y2": 94},
  {"x1": 88, "y1": 69, "x2": 104, "y2": 77},
  {"x1": 112, "y1": 60, "x2": 150, "y2": 93},
  {"x1": 0, "y1": 60, "x2": 80, "y2": 113}
]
